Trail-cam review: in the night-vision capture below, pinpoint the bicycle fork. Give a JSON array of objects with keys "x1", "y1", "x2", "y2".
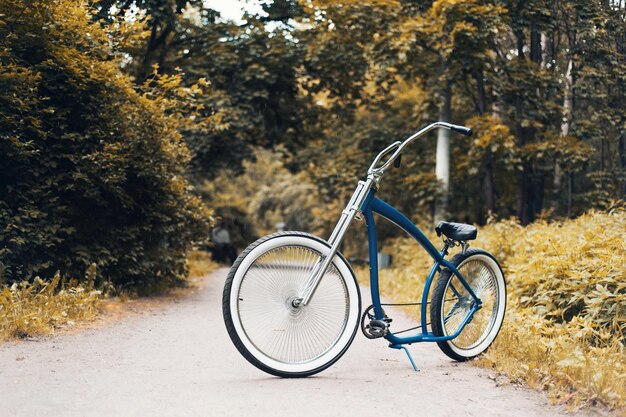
[{"x1": 294, "y1": 177, "x2": 375, "y2": 307}]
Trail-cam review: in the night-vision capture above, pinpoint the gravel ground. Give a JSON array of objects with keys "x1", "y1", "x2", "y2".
[{"x1": 0, "y1": 268, "x2": 594, "y2": 417}]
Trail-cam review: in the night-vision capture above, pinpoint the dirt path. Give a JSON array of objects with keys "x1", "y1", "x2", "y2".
[{"x1": 0, "y1": 268, "x2": 591, "y2": 417}]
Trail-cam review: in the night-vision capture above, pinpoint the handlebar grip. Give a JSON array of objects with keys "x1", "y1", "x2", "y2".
[{"x1": 450, "y1": 124, "x2": 473, "y2": 136}]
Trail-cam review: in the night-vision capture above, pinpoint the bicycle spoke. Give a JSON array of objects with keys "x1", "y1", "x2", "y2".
[
  {"x1": 449, "y1": 283, "x2": 462, "y2": 298},
  {"x1": 443, "y1": 260, "x2": 499, "y2": 350},
  {"x1": 237, "y1": 245, "x2": 350, "y2": 364}
]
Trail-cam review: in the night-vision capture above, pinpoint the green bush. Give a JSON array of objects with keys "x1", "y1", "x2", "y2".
[{"x1": 0, "y1": 1, "x2": 211, "y2": 287}]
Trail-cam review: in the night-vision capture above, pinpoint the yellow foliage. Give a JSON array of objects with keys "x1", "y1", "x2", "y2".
[
  {"x1": 186, "y1": 251, "x2": 220, "y2": 278},
  {"x1": 367, "y1": 208, "x2": 626, "y2": 411},
  {"x1": 0, "y1": 272, "x2": 101, "y2": 341},
  {"x1": 0, "y1": 252, "x2": 218, "y2": 342},
  {"x1": 523, "y1": 132, "x2": 593, "y2": 170}
]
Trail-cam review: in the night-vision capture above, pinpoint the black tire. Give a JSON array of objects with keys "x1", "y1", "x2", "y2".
[
  {"x1": 222, "y1": 231, "x2": 361, "y2": 378},
  {"x1": 430, "y1": 249, "x2": 506, "y2": 361}
]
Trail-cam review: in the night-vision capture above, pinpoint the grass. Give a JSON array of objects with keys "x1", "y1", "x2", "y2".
[
  {"x1": 0, "y1": 271, "x2": 101, "y2": 341},
  {"x1": 368, "y1": 207, "x2": 626, "y2": 412},
  {"x1": 0, "y1": 251, "x2": 220, "y2": 342}
]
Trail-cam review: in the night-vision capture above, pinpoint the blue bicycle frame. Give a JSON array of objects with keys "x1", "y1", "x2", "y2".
[
  {"x1": 296, "y1": 122, "x2": 480, "y2": 360},
  {"x1": 360, "y1": 188, "x2": 482, "y2": 346}
]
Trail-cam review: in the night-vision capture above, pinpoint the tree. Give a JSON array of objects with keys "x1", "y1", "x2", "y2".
[
  {"x1": 95, "y1": 0, "x2": 318, "y2": 179},
  {"x1": 176, "y1": 16, "x2": 315, "y2": 177},
  {"x1": 88, "y1": 0, "x2": 625, "y2": 237},
  {"x1": 0, "y1": 0, "x2": 211, "y2": 286},
  {"x1": 387, "y1": 0, "x2": 507, "y2": 221},
  {"x1": 568, "y1": 0, "x2": 626, "y2": 210},
  {"x1": 94, "y1": 0, "x2": 205, "y2": 81}
]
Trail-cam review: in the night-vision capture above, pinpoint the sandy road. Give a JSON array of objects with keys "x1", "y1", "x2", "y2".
[{"x1": 0, "y1": 268, "x2": 590, "y2": 417}]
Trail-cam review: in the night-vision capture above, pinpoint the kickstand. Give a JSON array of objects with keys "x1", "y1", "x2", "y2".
[{"x1": 389, "y1": 344, "x2": 419, "y2": 372}]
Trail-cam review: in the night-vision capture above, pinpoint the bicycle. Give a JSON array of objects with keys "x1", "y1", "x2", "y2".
[{"x1": 222, "y1": 122, "x2": 507, "y2": 378}]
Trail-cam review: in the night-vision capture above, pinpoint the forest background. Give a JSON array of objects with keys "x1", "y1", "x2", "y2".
[{"x1": 0, "y1": 0, "x2": 625, "y2": 412}]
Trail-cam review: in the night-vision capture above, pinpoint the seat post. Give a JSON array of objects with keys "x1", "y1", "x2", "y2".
[
  {"x1": 441, "y1": 237, "x2": 470, "y2": 255},
  {"x1": 440, "y1": 240, "x2": 451, "y2": 257}
]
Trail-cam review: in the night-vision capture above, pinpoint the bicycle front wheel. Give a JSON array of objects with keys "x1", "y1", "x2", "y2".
[
  {"x1": 430, "y1": 249, "x2": 506, "y2": 361},
  {"x1": 222, "y1": 232, "x2": 361, "y2": 378}
]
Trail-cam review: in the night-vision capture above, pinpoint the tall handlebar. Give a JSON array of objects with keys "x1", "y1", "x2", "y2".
[
  {"x1": 299, "y1": 121, "x2": 472, "y2": 306},
  {"x1": 367, "y1": 122, "x2": 472, "y2": 175}
]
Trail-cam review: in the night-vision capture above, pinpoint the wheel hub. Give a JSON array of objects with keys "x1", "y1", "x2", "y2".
[{"x1": 289, "y1": 297, "x2": 303, "y2": 309}]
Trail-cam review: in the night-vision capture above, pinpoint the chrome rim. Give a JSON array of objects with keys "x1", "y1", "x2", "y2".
[
  {"x1": 441, "y1": 260, "x2": 499, "y2": 351},
  {"x1": 237, "y1": 245, "x2": 350, "y2": 364}
]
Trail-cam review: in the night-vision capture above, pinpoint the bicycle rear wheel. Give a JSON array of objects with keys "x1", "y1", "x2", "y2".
[
  {"x1": 222, "y1": 231, "x2": 361, "y2": 377},
  {"x1": 430, "y1": 249, "x2": 506, "y2": 361}
]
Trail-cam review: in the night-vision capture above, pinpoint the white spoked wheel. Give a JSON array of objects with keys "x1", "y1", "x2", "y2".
[
  {"x1": 430, "y1": 249, "x2": 506, "y2": 361},
  {"x1": 222, "y1": 232, "x2": 361, "y2": 377}
]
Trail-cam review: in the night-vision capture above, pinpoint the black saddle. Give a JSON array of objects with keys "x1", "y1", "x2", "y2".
[{"x1": 435, "y1": 221, "x2": 477, "y2": 241}]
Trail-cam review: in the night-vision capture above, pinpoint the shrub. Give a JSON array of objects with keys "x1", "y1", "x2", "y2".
[
  {"x1": 0, "y1": 0, "x2": 211, "y2": 287},
  {"x1": 202, "y1": 147, "x2": 323, "y2": 238},
  {"x1": 186, "y1": 251, "x2": 219, "y2": 278}
]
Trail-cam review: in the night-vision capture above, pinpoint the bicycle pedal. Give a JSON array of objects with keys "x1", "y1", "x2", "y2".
[
  {"x1": 368, "y1": 320, "x2": 389, "y2": 338},
  {"x1": 360, "y1": 305, "x2": 393, "y2": 339}
]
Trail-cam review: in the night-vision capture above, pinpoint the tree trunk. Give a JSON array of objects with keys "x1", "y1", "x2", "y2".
[
  {"x1": 567, "y1": 172, "x2": 574, "y2": 218},
  {"x1": 137, "y1": 19, "x2": 174, "y2": 82},
  {"x1": 514, "y1": 30, "x2": 531, "y2": 225},
  {"x1": 619, "y1": 133, "x2": 626, "y2": 197},
  {"x1": 601, "y1": 139, "x2": 606, "y2": 172},
  {"x1": 528, "y1": 27, "x2": 543, "y2": 220},
  {"x1": 560, "y1": 60, "x2": 574, "y2": 137},
  {"x1": 533, "y1": 174, "x2": 545, "y2": 215},
  {"x1": 516, "y1": 30, "x2": 525, "y2": 59},
  {"x1": 484, "y1": 156, "x2": 496, "y2": 214},
  {"x1": 476, "y1": 71, "x2": 487, "y2": 115},
  {"x1": 541, "y1": 32, "x2": 550, "y2": 69},
  {"x1": 530, "y1": 27, "x2": 542, "y2": 64},
  {"x1": 552, "y1": 59, "x2": 574, "y2": 215},
  {"x1": 475, "y1": 70, "x2": 495, "y2": 218},
  {"x1": 435, "y1": 82, "x2": 452, "y2": 223}
]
